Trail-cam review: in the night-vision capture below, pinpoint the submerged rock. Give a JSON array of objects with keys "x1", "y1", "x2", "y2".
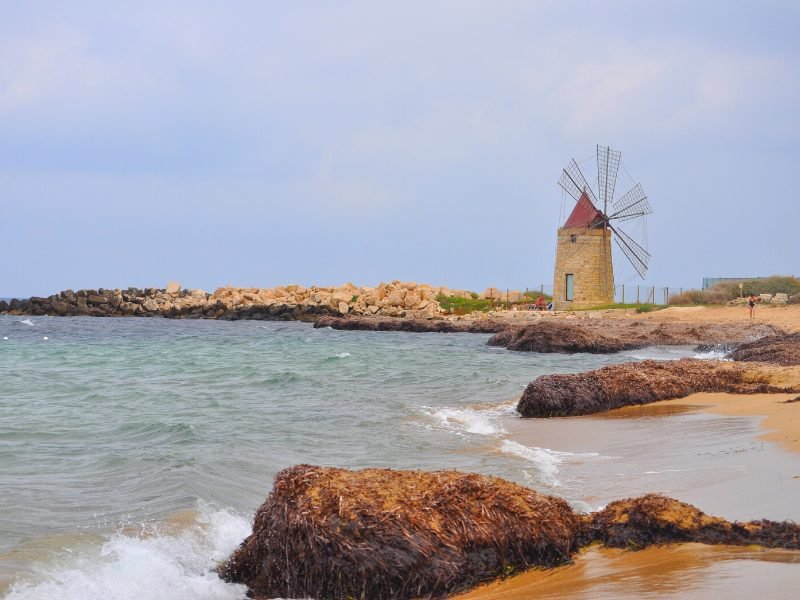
[
  {"x1": 219, "y1": 466, "x2": 800, "y2": 600},
  {"x1": 314, "y1": 315, "x2": 508, "y2": 333},
  {"x1": 516, "y1": 359, "x2": 798, "y2": 417},
  {"x1": 487, "y1": 320, "x2": 782, "y2": 353}
]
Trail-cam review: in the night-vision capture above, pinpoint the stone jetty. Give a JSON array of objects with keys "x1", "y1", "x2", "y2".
[{"x1": 0, "y1": 281, "x2": 473, "y2": 320}]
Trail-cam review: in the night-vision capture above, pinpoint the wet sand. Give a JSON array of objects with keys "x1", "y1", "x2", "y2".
[
  {"x1": 481, "y1": 376, "x2": 800, "y2": 598},
  {"x1": 455, "y1": 543, "x2": 800, "y2": 600}
]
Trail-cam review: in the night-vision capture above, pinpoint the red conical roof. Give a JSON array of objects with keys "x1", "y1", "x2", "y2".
[{"x1": 563, "y1": 191, "x2": 604, "y2": 228}]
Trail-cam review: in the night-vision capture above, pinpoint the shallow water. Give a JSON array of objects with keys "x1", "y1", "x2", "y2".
[{"x1": 0, "y1": 316, "x2": 796, "y2": 598}]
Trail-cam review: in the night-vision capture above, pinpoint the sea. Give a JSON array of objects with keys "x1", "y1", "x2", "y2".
[{"x1": 1, "y1": 316, "x2": 798, "y2": 599}]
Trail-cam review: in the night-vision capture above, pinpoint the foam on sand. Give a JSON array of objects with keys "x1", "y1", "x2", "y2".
[{"x1": 501, "y1": 439, "x2": 599, "y2": 487}]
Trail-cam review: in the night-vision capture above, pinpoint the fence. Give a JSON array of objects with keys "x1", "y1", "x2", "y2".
[{"x1": 485, "y1": 284, "x2": 690, "y2": 306}]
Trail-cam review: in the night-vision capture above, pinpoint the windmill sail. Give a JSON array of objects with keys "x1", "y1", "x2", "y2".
[
  {"x1": 609, "y1": 183, "x2": 651, "y2": 222},
  {"x1": 558, "y1": 159, "x2": 598, "y2": 207},
  {"x1": 596, "y1": 145, "x2": 621, "y2": 213},
  {"x1": 610, "y1": 224, "x2": 650, "y2": 279}
]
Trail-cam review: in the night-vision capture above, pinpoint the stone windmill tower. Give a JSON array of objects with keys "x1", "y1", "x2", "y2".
[{"x1": 552, "y1": 145, "x2": 651, "y2": 310}]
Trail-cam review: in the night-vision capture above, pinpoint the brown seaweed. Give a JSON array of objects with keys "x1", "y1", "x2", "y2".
[
  {"x1": 516, "y1": 359, "x2": 798, "y2": 418},
  {"x1": 219, "y1": 466, "x2": 800, "y2": 600}
]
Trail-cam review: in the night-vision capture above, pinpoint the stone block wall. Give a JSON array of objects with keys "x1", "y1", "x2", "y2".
[{"x1": 552, "y1": 227, "x2": 614, "y2": 310}]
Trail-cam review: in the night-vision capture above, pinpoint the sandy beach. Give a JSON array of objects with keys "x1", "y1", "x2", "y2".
[{"x1": 454, "y1": 305, "x2": 800, "y2": 599}]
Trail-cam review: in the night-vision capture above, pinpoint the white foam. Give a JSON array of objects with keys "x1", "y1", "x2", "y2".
[
  {"x1": 335, "y1": 352, "x2": 351, "y2": 358},
  {"x1": 692, "y1": 349, "x2": 730, "y2": 360},
  {"x1": 6, "y1": 504, "x2": 251, "y2": 600},
  {"x1": 425, "y1": 405, "x2": 510, "y2": 436},
  {"x1": 18, "y1": 319, "x2": 34, "y2": 326},
  {"x1": 501, "y1": 440, "x2": 599, "y2": 487}
]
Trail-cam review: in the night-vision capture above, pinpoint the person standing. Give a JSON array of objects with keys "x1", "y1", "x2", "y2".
[{"x1": 748, "y1": 293, "x2": 759, "y2": 319}]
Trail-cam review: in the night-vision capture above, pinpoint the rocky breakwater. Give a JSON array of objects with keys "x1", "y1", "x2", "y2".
[
  {"x1": 488, "y1": 319, "x2": 783, "y2": 353},
  {"x1": 218, "y1": 465, "x2": 800, "y2": 600},
  {"x1": 0, "y1": 280, "x2": 455, "y2": 320},
  {"x1": 516, "y1": 359, "x2": 800, "y2": 418}
]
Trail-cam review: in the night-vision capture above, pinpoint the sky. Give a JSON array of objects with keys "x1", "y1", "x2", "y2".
[{"x1": 2, "y1": 1, "x2": 799, "y2": 297}]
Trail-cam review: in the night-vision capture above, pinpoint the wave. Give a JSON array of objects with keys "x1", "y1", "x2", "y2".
[
  {"x1": 422, "y1": 403, "x2": 516, "y2": 437},
  {"x1": 501, "y1": 440, "x2": 599, "y2": 487},
  {"x1": 5, "y1": 504, "x2": 250, "y2": 600},
  {"x1": 18, "y1": 319, "x2": 35, "y2": 326}
]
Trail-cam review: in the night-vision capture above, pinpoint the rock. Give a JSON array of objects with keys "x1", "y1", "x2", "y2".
[
  {"x1": 384, "y1": 289, "x2": 406, "y2": 306},
  {"x1": 314, "y1": 315, "x2": 507, "y2": 333},
  {"x1": 773, "y1": 293, "x2": 789, "y2": 304},
  {"x1": 337, "y1": 302, "x2": 350, "y2": 315},
  {"x1": 87, "y1": 295, "x2": 108, "y2": 305},
  {"x1": 218, "y1": 466, "x2": 580, "y2": 600},
  {"x1": 481, "y1": 287, "x2": 502, "y2": 300},
  {"x1": 488, "y1": 320, "x2": 784, "y2": 354},
  {"x1": 49, "y1": 300, "x2": 68, "y2": 315},
  {"x1": 219, "y1": 466, "x2": 800, "y2": 600},
  {"x1": 516, "y1": 359, "x2": 798, "y2": 417},
  {"x1": 166, "y1": 281, "x2": 181, "y2": 294},
  {"x1": 728, "y1": 332, "x2": 800, "y2": 366},
  {"x1": 142, "y1": 299, "x2": 159, "y2": 312}
]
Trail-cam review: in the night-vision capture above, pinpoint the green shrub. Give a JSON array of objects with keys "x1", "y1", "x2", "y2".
[
  {"x1": 670, "y1": 276, "x2": 800, "y2": 305},
  {"x1": 522, "y1": 291, "x2": 553, "y2": 303},
  {"x1": 435, "y1": 294, "x2": 493, "y2": 315}
]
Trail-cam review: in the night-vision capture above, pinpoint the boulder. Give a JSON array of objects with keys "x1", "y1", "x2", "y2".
[
  {"x1": 166, "y1": 281, "x2": 181, "y2": 294},
  {"x1": 337, "y1": 302, "x2": 350, "y2": 315},
  {"x1": 517, "y1": 359, "x2": 798, "y2": 417},
  {"x1": 219, "y1": 466, "x2": 800, "y2": 600},
  {"x1": 218, "y1": 466, "x2": 580, "y2": 600}
]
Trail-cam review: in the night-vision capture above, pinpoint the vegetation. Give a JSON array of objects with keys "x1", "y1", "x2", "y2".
[
  {"x1": 522, "y1": 290, "x2": 553, "y2": 302},
  {"x1": 669, "y1": 276, "x2": 800, "y2": 306},
  {"x1": 435, "y1": 294, "x2": 493, "y2": 315}
]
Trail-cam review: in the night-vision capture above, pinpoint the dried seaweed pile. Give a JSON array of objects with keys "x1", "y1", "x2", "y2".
[
  {"x1": 487, "y1": 320, "x2": 782, "y2": 353},
  {"x1": 218, "y1": 465, "x2": 580, "y2": 600},
  {"x1": 586, "y1": 494, "x2": 800, "y2": 550},
  {"x1": 729, "y1": 332, "x2": 800, "y2": 365},
  {"x1": 314, "y1": 315, "x2": 507, "y2": 333},
  {"x1": 219, "y1": 466, "x2": 800, "y2": 600},
  {"x1": 516, "y1": 359, "x2": 799, "y2": 417}
]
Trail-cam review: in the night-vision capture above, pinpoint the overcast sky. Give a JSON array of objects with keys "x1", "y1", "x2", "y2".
[{"x1": 2, "y1": 1, "x2": 799, "y2": 297}]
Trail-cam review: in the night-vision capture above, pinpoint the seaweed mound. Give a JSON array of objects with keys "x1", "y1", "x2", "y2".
[
  {"x1": 516, "y1": 359, "x2": 797, "y2": 417},
  {"x1": 314, "y1": 315, "x2": 507, "y2": 333},
  {"x1": 729, "y1": 332, "x2": 800, "y2": 366},
  {"x1": 218, "y1": 465, "x2": 580, "y2": 599},
  {"x1": 587, "y1": 494, "x2": 800, "y2": 550},
  {"x1": 486, "y1": 320, "x2": 781, "y2": 354},
  {"x1": 220, "y1": 467, "x2": 800, "y2": 600}
]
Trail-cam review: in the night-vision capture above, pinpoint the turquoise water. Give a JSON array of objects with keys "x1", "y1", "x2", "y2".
[{"x1": 1, "y1": 316, "x2": 797, "y2": 599}]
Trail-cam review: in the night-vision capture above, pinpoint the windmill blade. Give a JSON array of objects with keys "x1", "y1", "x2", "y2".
[
  {"x1": 558, "y1": 159, "x2": 599, "y2": 206},
  {"x1": 610, "y1": 224, "x2": 650, "y2": 279},
  {"x1": 596, "y1": 145, "x2": 621, "y2": 212},
  {"x1": 609, "y1": 183, "x2": 651, "y2": 222}
]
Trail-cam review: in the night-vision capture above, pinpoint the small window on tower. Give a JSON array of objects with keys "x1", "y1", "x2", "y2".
[
  {"x1": 565, "y1": 274, "x2": 574, "y2": 301},
  {"x1": 570, "y1": 234, "x2": 577, "y2": 243}
]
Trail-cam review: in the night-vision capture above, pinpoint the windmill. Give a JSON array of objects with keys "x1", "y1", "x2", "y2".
[{"x1": 551, "y1": 145, "x2": 651, "y2": 310}]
